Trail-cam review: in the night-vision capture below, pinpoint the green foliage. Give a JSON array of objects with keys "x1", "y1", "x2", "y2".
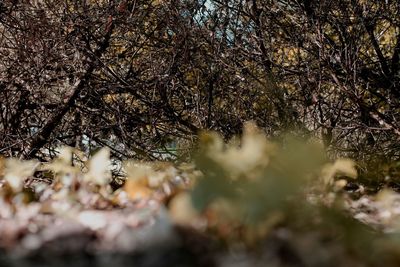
[
  {"x1": 190, "y1": 123, "x2": 400, "y2": 265},
  {"x1": 192, "y1": 122, "x2": 326, "y2": 223},
  {"x1": 190, "y1": 122, "x2": 360, "y2": 251}
]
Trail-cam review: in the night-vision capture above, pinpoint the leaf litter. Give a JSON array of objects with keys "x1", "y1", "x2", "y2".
[{"x1": 1, "y1": 123, "x2": 400, "y2": 266}]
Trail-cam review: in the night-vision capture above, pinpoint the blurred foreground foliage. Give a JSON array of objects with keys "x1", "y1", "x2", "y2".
[
  {"x1": 191, "y1": 122, "x2": 400, "y2": 266},
  {"x1": 1, "y1": 122, "x2": 400, "y2": 266}
]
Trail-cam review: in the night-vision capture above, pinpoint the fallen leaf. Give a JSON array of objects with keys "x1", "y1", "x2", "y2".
[
  {"x1": 84, "y1": 148, "x2": 111, "y2": 186},
  {"x1": 321, "y1": 158, "x2": 357, "y2": 185},
  {"x1": 4, "y1": 159, "x2": 39, "y2": 191},
  {"x1": 123, "y1": 178, "x2": 153, "y2": 200},
  {"x1": 168, "y1": 192, "x2": 200, "y2": 226}
]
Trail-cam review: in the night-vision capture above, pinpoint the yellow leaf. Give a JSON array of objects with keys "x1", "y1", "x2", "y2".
[
  {"x1": 334, "y1": 179, "x2": 348, "y2": 191},
  {"x1": 169, "y1": 192, "x2": 200, "y2": 226},
  {"x1": 84, "y1": 148, "x2": 111, "y2": 186},
  {"x1": 123, "y1": 178, "x2": 153, "y2": 200},
  {"x1": 321, "y1": 158, "x2": 357, "y2": 185},
  {"x1": 203, "y1": 121, "x2": 274, "y2": 180},
  {"x1": 4, "y1": 159, "x2": 39, "y2": 191},
  {"x1": 124, "y1": 162, "x2": 152, "y2": 183},
  {"x1": 122, "y1": 161, "x2": 154, "y2": 200},
  {"x1": 43, "y1": 147, "x2": 78, "y2": 180},
  {"x1": 0, "y1": 156, "x2": 5, "y2": 177}
]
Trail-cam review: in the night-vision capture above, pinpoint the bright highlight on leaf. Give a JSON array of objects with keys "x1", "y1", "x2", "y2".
[
  {"x1": 123, "y1": 177, "x2": 153, "y2": 200},
  {"x1": 321, "y1": 158, "x2": 358, "y2": 185},
  {"x1": 4, "y1": 159, "x2": 39, "y2": 191},
  {"x1": 169, "y1": 192, "x2": 200, "y2": 226},
  {"x1": 84, "y1": 148, "x2": 111, "y2": 186},
  {"x1": 44, "y1": 147, "x2": 78, "y2": 179},
  {"x1": 200, "y1": 121, "x2": 275, "y2": 180}
]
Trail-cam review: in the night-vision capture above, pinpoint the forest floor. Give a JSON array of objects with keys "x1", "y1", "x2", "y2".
[
  {"x1": 1, "y1": 129, "x2": 400, "y2": 267},
  {"x1": 0, "y1": 164, "x2": 399, "y2": 267}
]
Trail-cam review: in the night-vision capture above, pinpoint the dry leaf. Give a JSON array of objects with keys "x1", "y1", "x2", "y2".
[
  {"x1": 84, "y1": 148, "x2": 111, "y2": 186},
  {"x1": 0, "y1": 156, "x2": 5, "y2": 177},
  {"x1": 321, "y1": 158, "x2": 357, "y2": 185},
  {"x1": 43, "y1": 147, "x2": 78, "y2": 184},
  {"x1": 123, "y1": 178, "x2": 153, "y2": 200},
  {"x1": 168, "y1": 192, "x2": 200, "y2": 226},
  {"x1": 204, "y1": 122, "x2": 274, "y2": 180},
  {"x1": 78, "y1": 210, "x2": 108, "y2": 230},
  {"x1": 334, "y1": 179, "x2": 348, "y2": 191},
  {"x1": 123, "y1": 162, "x2": 154, "y2": 200},
  {"x1": 4, "y1": 159, "x2": 39, "y2": 191}
]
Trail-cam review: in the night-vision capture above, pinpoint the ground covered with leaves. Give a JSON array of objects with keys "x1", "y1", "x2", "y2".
[{"x1": 1, "y1": 122, "x2": 400, "y2": 267}]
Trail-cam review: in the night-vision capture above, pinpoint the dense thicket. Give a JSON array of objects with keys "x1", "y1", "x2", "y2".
[{"x1": 0, "y1": 0, "x2": 399, "y2": 162}]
